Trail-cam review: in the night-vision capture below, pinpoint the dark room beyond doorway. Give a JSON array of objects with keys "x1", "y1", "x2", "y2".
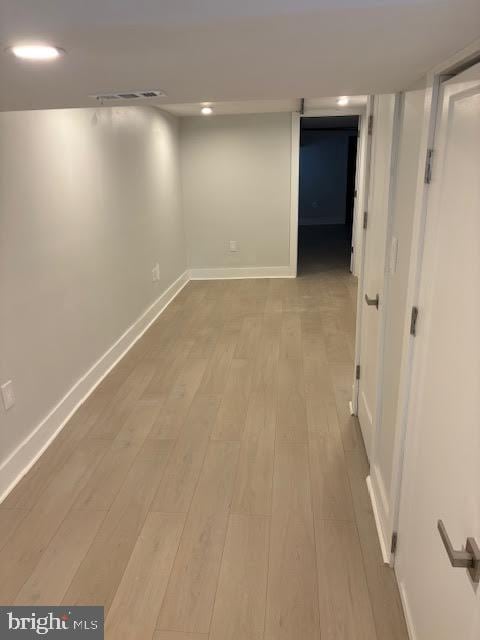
[{"x1": 297, "y1": 115, "x2": 359, "y2": 275}]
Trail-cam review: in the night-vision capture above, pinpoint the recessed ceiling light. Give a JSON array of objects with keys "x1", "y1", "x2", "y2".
[
  {"x1": 201, "y1": 106, "x2": 213, "y2": 115},
  {"x1": 8, "y1": 44, "x2": 64, "y2": 61},
  {"x1": 337, "y1": 96, "x2": 350, "y2": 106}
]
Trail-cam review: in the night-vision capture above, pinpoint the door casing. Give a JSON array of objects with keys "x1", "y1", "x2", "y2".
[{"x1": 289, "y1": 104, "x2": 369, "y2": 278}]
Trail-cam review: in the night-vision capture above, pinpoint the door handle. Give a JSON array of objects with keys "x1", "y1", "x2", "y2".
[
  {"x1": 437, "y1": 520, "x2": 480, "y2": 582},
  {"x1": 365, "y1": 293, "x2": 379, "y2": 309}
]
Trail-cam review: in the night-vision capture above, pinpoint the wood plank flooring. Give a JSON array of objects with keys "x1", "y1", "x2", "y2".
[{"x1": 0, "y1": 268, "x2": 408, "y2": 639}]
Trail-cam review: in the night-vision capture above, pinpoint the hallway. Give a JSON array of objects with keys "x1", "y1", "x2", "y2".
[{"x1": 0, "y1": 271, "x2": 408, "y2": 640}]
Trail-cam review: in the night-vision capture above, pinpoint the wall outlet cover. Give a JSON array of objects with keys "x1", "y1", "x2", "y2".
[
  {"x1": 229, "y1": 240, "x2": 238, "y2": 252},
  {"x1": 1, "y1": 380, "x2": 15, "y2": 411},
  {"x1": 152, "y1": 263, "x2": 160, "y2": 281}
]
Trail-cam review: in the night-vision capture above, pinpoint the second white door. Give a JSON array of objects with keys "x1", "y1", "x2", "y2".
[{"x1": 357, "y1": 93, "x2": 398, "y2": 459}]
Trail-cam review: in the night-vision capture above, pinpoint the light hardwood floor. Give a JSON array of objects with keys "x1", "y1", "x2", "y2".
[{"x1": 0, "y1": 266, "x2": 408, "y2": 639}]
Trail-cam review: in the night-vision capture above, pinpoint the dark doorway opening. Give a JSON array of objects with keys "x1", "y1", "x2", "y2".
[{"x1": 297, "y1": 115, "x2": 359, "y2": 275}]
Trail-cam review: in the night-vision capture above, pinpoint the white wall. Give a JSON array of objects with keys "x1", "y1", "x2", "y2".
[
  {"x1": 180, "y1": 113, "x2": 292, "y2": 273},
  {"x1": 370, "y1": 87, "x2": 426, "y2": 530},
  {"x1": 0, "y1": 106, "x2": 186, "y2": 491}
]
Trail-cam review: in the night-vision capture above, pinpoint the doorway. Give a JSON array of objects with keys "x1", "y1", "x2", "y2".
[{"x1": 297, "y1": 116, "x2": 359, "y2": 275}]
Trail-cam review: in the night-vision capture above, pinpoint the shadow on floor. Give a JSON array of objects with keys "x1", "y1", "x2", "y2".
[{"x1": 297, "y1": 224, "x2": 351, "y2": 276}]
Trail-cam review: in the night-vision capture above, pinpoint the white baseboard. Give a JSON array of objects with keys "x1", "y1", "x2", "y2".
[
  {"x1": 369, "y1": 463, "x2": 392, "y2": 555},
  {"x1": 398, "y1": 581, "x2": 416, "y2": 640},
  {"x1": 0, "y1": 270, "x2": 189, "y2": 505},
  {"x1": 366, "y1": 475, "x2": 391, "y2": 565},
  {"x1": 189, "y1": 266, "x2": 295, "y2": 280}
]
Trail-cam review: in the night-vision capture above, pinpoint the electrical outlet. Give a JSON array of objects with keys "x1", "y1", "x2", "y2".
[
  {"x1": 1, "y1": 380, "x2": 15, "y2": 411},
  {"x1": 152, "y1": 263, "x2": 160, "y2": 281},
  {"x1": 229, "y1": 240, "x2": 238, "y2": 252}
]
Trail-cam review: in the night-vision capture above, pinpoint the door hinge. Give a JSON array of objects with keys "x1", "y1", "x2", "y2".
[
  {"x1": 424, "y1": 148, "x2": 434, "y2": 184},
  {"x1": 363, "y1": 211, "x2": 368, "y2": 229},
  {"x1": 355, "y1": 364, "x2": 361, "y2": 380},
  {"x1": 368, "y1": 114, "x2": 374, "y2": 135},
  {"x1": 354, "y1": 189, "x2": 358, "y2": 198},
  {"x1": 391, "y1": 531, "x2": 398, "y2": 554},
  {"x1": 410, "y1": 306, "x2": 419, "y2": 336}
]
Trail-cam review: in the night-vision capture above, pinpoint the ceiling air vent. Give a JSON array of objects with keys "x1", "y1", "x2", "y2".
[{"x1": 90, "y1": 89, "x2": 167, "y2": 101}]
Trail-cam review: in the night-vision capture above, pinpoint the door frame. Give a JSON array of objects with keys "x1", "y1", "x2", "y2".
[{"x1": 289, "y1": 104, "x2": 369, "y2": 277}]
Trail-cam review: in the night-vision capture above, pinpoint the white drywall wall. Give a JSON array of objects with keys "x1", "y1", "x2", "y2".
[
  {"x1": 0, "y1": 106, "x2": 186, "y2": 488},
  {"x1": 180, "y1": 113, "x2": 292, "y2": 271}
]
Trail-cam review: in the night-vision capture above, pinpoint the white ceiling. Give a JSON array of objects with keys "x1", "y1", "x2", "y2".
[
  {"x1": 161, "y1": 96, "x2": 367, "y2": 116},
  {"x1": 1, "y1": 0, "x2": 479, "y2": 112},
  {"x1": 162, "y1": 99, "x2": 300, "y2": 117},
  {"x1": 304, "y1": 95, "x2": 369, "y2": 111}
]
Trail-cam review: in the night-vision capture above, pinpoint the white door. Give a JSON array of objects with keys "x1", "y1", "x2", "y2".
[
  {"x1": 396, "y1": 63, "x2": 480, "y2": 640},
  {"x1": 357, "y1": 93, "x2": 399, "y2": 459}
]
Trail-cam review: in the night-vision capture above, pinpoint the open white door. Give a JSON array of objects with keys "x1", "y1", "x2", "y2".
[
  {"x1": 356, "y1": 93, "x2": 399, "y2": 460},
  {"x1": 396, "y1": 63, "x2": 480, "y2": 639}
]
